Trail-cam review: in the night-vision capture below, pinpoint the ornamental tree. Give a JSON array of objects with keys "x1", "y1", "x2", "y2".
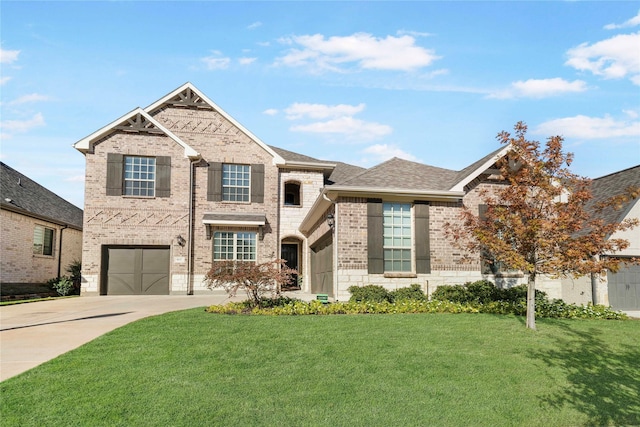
[
  {"x1": 445, "y1": 122, "x2": 639, "y2": 330},
  {"x1": 205, "y1": 259, "x2": 297, "y2": 307}
]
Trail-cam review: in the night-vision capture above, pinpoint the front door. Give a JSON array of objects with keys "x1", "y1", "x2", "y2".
[{"x1": 281, "y1": 243, "x2": 299, "y2": 290}]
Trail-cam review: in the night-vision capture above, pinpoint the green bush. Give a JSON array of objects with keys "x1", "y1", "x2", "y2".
[
  {"x1": 431, "y1": 284, "x2": 472, "y2": 303},
  {"x1": 389, "y1": 284, "x2": 427, "y2": 302},
  {"x1": 52, "y1": 278, "x2": 74, "y2": 296},
  {"x1": 348, "y1": 285, "x2": 391, "y2": 303}
]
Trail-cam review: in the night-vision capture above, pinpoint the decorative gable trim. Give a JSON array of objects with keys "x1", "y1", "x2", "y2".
[
  {"x1": 449, "y1": 145, "x2": 511, "y2": 192},
  {"x1": 73, "y1": 108, "x2": 200, "y2": 160},
  {"x1": 145, "y1": 82, "x2": 285, "y2": 166}
]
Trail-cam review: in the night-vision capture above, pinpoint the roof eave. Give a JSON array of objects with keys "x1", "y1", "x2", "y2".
[
  {"x1": 0, "y1": 203, "x2": 83, "y2": 231},
  {"x1": 449, "y1": 144, "x2": 511, "y2": 192},
  {"x1": 325, "y1": 186, "x2": 465, "y2": 201}
]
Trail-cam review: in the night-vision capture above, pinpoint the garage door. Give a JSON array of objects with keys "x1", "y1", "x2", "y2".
[
  {"x1": 608, "y1": 263, "x2": 640, "y2": 310},
  {"x1": 310, "y1": 233, "x2": 333, "y2": 297},
  {"x1": 103, "y1": 247, "x2": 170, "y2": 295}
]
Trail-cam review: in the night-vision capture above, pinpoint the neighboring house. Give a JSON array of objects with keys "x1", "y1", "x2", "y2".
[
  {"x1": 73, "y1": 82, "x2": 633, "y2": 304},
  {"x1": 561, "y1": 166, "x2": 640, "y2": 310},
  {"x1": 0, "y1": 162, "x2": 83, "y2": 286}
]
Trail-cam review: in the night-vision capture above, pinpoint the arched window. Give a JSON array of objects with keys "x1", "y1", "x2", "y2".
[{"x1": 284, "y1": 181, "x2": 301, "y2": 206}]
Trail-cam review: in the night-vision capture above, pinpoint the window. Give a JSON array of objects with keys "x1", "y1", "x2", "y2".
[
  {"x1": 107, "y1": 154, "x2": 170, "y2": 198},
  {"x1": 33, "y1": 225, "x2": 55, "y2": 256},
  {"x1": 383, "y1": 203, "x2": 412, "y2": 272},
  {"x1": 222, "y1": 164, "x2": 250, "y2": 202},
  {"x1": 124, "y1": 156, "x2": 156, "y2": 197},
  {"x1": 213, "y1": 232, "x2": 256, "y2": 261},
  {"x1": 284, "y1": 182, "x2": 301, "y2": 206}
]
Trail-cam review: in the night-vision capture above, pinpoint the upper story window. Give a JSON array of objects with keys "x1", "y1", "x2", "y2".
[
  {"x1": 222, "y1": 164, "x2": 250, "y2": 202},
  {"x1": 33, "y1": 225, "x2": 55, "y2": 256},
  {"x1": 208, "y1": 162, "x2": 264, "y2": 204},
  {"x1": 383, "y1": 202, "x2": 412, "y2": 272},
  {"x1": 106, "y1": 153, "x2": 170, "y2": 198},
  {"x1": 284, "y1": 182, "x2": 301, "y2": 206},
  {"x1": 124, "y1": 156, "x2": 156, "y2": 197},
  {"x1": 213, "y1": 231, "x2": 256, "y2": 261}
]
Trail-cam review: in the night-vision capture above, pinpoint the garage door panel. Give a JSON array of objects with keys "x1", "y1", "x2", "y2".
[
  {"x1": 608, "y1": 263, "x2": 640, "y2": 310},
  {"x1": 105, "y1": 247, "x2": 170, "y2": 295},
  {"x1": 142, "y1": 274, "x2": 170, "y2": 294},
  {"x1": 107, "y1": 274, "x2": 136, "y2": 295}
]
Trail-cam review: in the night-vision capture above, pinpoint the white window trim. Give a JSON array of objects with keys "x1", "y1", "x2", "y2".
[
  {"x1": 222, "y1": 164, "x2": 251, "y2": 203},
  {"x1": 213, "y1": 231, "x2": 257, "y2": 261},
  {"x1": 124, "y1": 156, "x2": 156, "y2": 197}
]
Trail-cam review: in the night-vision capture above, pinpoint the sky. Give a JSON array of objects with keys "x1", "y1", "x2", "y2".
[{"x1": 1, "y1": 1, "x2": 639, "y2": 209}]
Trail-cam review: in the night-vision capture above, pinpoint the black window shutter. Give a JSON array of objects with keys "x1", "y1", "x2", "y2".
[
  {"x1": 251, "y1": 164, "x2": 265, "y2": 204},
  {"x1": 155, "y1": 156, "x2": 171, "y2": 198},
  {"x1": 208, "y1": 162, "x2": 222, "y2": 201},
  {"x1": 415, "y1": 202, "x2": 431, "y2": 274},
  {"x1": 367, "y1": 199, "x2": 384, "y2": 274},
  {"x1": 106, "y1": 153, "x2": 123, "y2": 196}
]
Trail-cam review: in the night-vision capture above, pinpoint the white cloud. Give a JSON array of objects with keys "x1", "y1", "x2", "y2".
[
  {"x1": 0, "y1": 113, "x2": 45, "y2": 137},
  {"x1": 291, "y1": 116, "x2": 392, "y2": 140},
  {"x1": 0, "y1": 47, "x2": 20, "y2": 64},
  {"x1": 604, "y1": 10, "x2": 640, "y2": 30},
  {"x1": 489, "y1": 78, "x2": 588, "y2": 99},
  {"x1": 396, "y1": 30, "x2": 434, "y2": 37},
  {"x1": 263, "y1": 108, "x2": 278, "y2": 116},
  {"x1": 534, "y1": 113, "x2": 640, "y2": 139},
  {"x1": 201, "y1": 52, "x2": 231, "y2": 70},
  {"x1": 247, "y1": 21, "x2": 262, "y2": 30},
  {"x1": 362, "y1": 144, "x2": 418, "y2": 162},
  {"x1": 277, "y1": 32, "x2": 440, "y2": 72},
  {"x1": 284, "y1": 103, "x2": 365, "y2": 120},
  {"x1": 565, "y1": 32, "x2": 640, "y2": 85},
  {"x1": 0, "y1": 76, "x2": 11, "y2": 85},
  {"x1": 239, "y1": 57, "x2": 257, "y2": 65},
  {"x1": 9, "y1": 93, "x2": 50, "y2": 105}
]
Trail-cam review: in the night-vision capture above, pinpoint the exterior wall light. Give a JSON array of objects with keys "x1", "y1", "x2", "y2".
[
  {"x1": 327, "y1": 213, "x2": 335, "y2": 230},
  {"x1": 176, "y1": 235, "x2": 186, "y2": 247}
]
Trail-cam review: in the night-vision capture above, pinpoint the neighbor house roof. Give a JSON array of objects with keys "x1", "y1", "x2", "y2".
[
  {"x1": 588, "y1": 165, "x2": 640, "y2": 227},
  {"x1": 0, "y1": 162, "x2": 83, "y2": 230}
]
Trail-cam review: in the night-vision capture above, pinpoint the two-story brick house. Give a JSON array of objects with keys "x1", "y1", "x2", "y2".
[{"x1": 75, "y1": 82, "x2": 606, "y2": 302}]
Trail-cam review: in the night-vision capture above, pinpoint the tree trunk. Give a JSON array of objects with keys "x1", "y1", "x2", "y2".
[{"x1": 526, "y1": 272, "x2": 536, "y2": 330}]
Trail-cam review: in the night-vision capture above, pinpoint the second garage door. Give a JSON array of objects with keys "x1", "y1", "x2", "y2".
[
  {"x1": 103, "y1": 247, "x2": 170, "y2": 295},
  {"x1": 608, "y1": 263, "x2": 640, "y2": 310}
]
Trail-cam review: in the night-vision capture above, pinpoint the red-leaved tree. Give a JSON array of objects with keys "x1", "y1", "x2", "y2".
[
  {"x1": 445, "y1": 122, "x2": 639, "y2": 330},
  {"x1": 205, "y1": 259, "x2": 297, "y2": 307}
]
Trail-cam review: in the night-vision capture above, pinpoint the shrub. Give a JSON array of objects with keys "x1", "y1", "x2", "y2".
[
  {"x1": 52, "y1": 278, "x2": 74, "y2": 296},
  {"x1": 65, "y1": 260, "x2": 82, "y2": 295},
  {"x1": 348, "y1": 285, "x2": 391, "y2": 303},
  {"x1": 431, "y1": 284, "x2": 472, "y2": 303},
  {"x1": 204, "y1": 259, "x2": 297, "y2": 307},
  {"x1": 389, "y1": 284, "x2": 427, "y2": 302}
]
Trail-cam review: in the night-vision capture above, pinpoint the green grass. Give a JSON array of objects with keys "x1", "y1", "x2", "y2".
[{"x1": 1, "y1": 311, "x2": 638, "y2": 426}]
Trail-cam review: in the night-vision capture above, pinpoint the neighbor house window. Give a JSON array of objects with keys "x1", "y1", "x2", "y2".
[
  {"x1": 383, "y1": 203, "x2": 412, "y2": 272},
  {"x1": 213, "y1": 232, "x2": 256, "y2": 261},
  {"x1": 284, "y1": 181, "x2": 301, "y2": 206},
  {"x1": 124, "y1": 156, "x2": 156, "y2": 197},
  {"x1": 222, "y1": 164, "x2": 250, "y2": 202},
  {"x1": 33, "y1": 225, "x2": 55, "y2": 256}
]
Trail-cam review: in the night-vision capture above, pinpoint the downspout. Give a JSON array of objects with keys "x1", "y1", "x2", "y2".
[
  {"x1": 57, "y1": 225, "x2": 68, "y2": 278},
  {"x1": 591, "y1": 254, "x2": 600, "y2": 305},
  {"x1": 187, "y1": 159, "x2": 197, "y2": 295}
]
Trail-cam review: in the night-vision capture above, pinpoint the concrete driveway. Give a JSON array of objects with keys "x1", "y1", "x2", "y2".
[{"x1": 0, "y1": 294, "x2": 236, "y2": 382}]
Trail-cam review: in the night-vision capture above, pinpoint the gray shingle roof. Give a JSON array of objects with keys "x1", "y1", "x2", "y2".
[
  {"x1": 327, "y1": 162, "x2": 367, "y2": 185},
  {"x1": 334, "y1": 157, "x2": 459, "y2": 191},
  {"x1": 589, "y1": 165, "x2": 640, "y2": 226},
  {"x1": 269, "y1": 145, "x2": 327, "y2": 164},
  {"x1": 0, "y1": 162, "x2": 83, "y2": 229},
  {"x1": 453, "y1": 145, "x2": 507, "y2": 187}
]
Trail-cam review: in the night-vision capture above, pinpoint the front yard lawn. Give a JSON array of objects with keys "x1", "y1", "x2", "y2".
[{"x1": 1, "y1": 311, "x2": 638, "y2": 426}]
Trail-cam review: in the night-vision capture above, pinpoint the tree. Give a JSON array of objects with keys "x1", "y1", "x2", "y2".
[
  {"x1": 204, "y1": 259, "x2": 297, "y2": 307},
  {"x1": 445, "y1": 122, "x2": 639, "y2": 330}
]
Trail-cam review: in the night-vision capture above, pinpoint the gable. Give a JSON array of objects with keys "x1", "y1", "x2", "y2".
[
  {"x1": 145, "y1": 83, "x2": 284, "y2": 165},
  {"x1": 74, "y1": 108, "x2": 199, "y2": 159}
]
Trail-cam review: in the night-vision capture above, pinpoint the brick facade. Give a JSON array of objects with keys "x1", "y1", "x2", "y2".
[{"x1": 1, "y1": 209, "x2": 82, "y2": 284}]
